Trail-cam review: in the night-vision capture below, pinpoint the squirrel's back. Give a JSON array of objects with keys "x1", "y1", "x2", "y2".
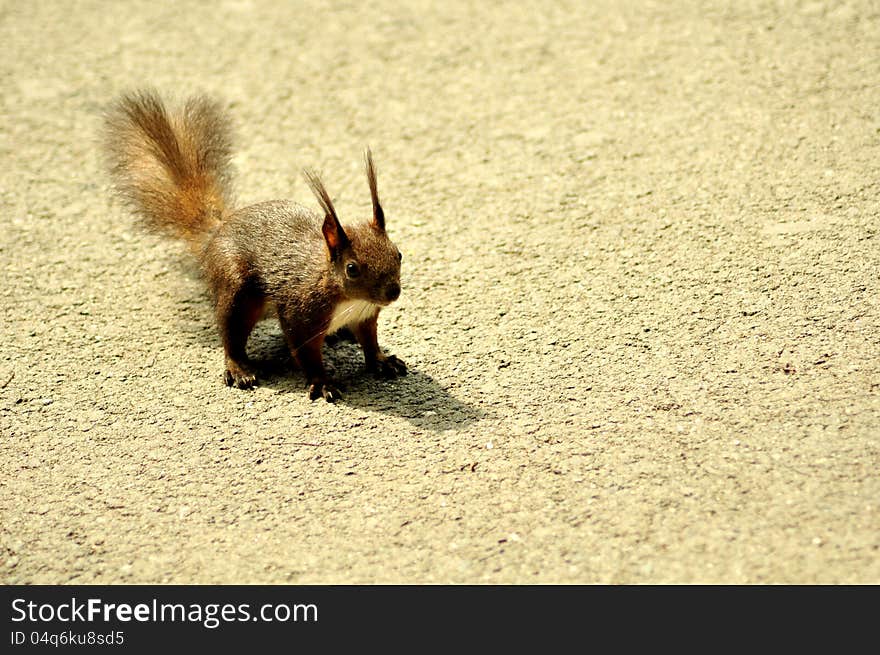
[
  {"x1": 210, "y1": 200, "x2": 328, "y2": 295},
  {"x1": 103, "y1": 90, "x2": 235, "y2": 249}
]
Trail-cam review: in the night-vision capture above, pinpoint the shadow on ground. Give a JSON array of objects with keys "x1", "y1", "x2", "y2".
[
  {"x1": 233, "y1": 322, "x2": 487, "y2": 432},
  {"x1": 163, "y1": 270, "x2": 484, "y2": 431}
]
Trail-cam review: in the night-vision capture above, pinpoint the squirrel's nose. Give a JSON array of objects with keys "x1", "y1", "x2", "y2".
[{"x1": 385, "y1": 283, "x2": 401, "y2": 302}]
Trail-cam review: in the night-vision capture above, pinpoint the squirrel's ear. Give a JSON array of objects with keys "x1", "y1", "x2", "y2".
[
  {"x1": 304, "y1": 169, "x2": 349, "y2": 259},
  {"x1": 321, "y1": 212, "x2": 349, "y2": 259},
  {"x1": 364, "y1": 148, "x2": 385, "y2": 231}
]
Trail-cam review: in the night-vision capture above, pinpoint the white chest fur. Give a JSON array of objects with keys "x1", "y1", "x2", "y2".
[{"x1": 327, "y1": 299, "x2": 379, "y2": 334}]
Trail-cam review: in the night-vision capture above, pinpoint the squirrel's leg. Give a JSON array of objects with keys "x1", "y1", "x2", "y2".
[
  {"x1": 353, "y1": 314, "x2": 407, "y2": 379},
  {"x1": 278, "y1": 313, "x2": 341, "y2": 402},
  {"x1": 216, "y1": 285, "x2": 262, "y2": 389}
]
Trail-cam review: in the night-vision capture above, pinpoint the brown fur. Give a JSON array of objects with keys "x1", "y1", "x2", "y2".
[
  {"x1": 103, "y1": 90, "x2": 233, "y2": 251},
  {"x1": 103, "y1": 90, "x2": 405, "y2": 401}
]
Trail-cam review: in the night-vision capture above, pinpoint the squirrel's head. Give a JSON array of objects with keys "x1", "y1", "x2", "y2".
[{"x1": 305, "y1": 150, "x2": 402, "y2": 306}]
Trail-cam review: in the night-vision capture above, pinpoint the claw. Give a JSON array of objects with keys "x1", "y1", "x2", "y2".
[
  {"x1": 224, "y1": 367, "x2": 257, "y2": 390},
  {"x1": 372, "y1": 354, "x2": 408, "y2": 379},
  {"x1": 308, "y1": 381, "x2": 341, "y2": 402}
]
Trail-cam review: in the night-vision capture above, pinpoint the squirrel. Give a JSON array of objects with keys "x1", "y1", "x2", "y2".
[{"x1": 102, "y1": 90, "x2": 406, "y2": 402}]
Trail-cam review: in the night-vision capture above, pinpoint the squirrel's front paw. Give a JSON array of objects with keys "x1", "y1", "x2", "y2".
[
  {"x1": 371, "y1": 354, "x2": 408, "y2": 379},
  {"x1": 224, "y1": 365, "x2": 257, "y2": 390},
  {"x1": 308, "y1": 381, "x2": 341, "y2": 403}
]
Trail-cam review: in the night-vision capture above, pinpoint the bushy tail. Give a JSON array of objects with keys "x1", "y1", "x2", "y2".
[{"x1": 103, "y1": 90, "x2": 234, "y2": 247}]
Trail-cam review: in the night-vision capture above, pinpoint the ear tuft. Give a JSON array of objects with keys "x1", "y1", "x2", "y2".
[
  {"x1": 305, "y1": 169, "x2": 348, "y2": 259},
  {"x1": 304, "y1": 168, "x2": 338, "y2": 220},
  {"x1": 364, "y1": 148, "x2": 385, "y2": 231}
]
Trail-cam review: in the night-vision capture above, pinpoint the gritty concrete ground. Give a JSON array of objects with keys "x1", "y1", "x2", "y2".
[{"x1": 1, "y1": 0, "x2": 878, "y2": 583}]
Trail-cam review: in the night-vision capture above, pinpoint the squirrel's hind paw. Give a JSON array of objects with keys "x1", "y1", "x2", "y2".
[
  {"x1": 371, "y1": 354, "x2": 408, "y2": 379},
  {"x1": 309, "y1": 381, "x2": 341, "y2": 403},
  {"x1": 224, "y1": 367, "x2": 257, "y2": 390}
]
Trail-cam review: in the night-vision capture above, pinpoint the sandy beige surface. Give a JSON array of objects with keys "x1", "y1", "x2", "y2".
[{"x1": 1, "y1": 0, "x2": 878, "y2": 583}]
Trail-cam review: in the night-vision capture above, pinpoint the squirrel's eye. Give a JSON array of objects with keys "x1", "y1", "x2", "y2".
[
  {"x1": 397, "y1": 251, "x2": 403, "y2": 262},
  {"x1": 345, "y1": 262, "x2": 360, "y2": 278}
]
